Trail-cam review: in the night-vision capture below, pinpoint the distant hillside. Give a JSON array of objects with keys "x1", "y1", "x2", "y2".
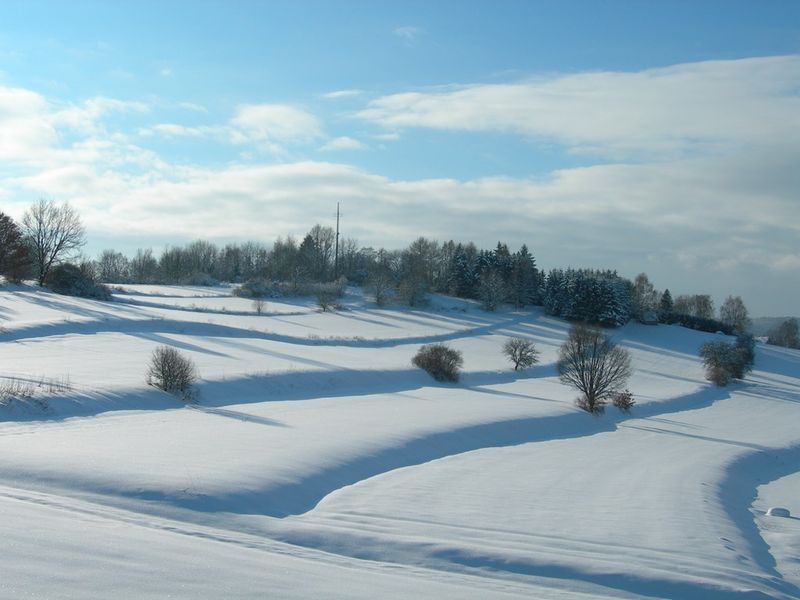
[{"x1": 751, "y1": 316, "x2": 798, "y2": 337}]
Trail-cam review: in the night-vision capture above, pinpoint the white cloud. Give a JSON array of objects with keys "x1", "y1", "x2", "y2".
[
  {"x1": 323, "y1": 89, "x2": 363, "y2": 100},
  {"x1": 140, "y1": 103, "x2": 325, "y2": 154},
  {"x1": 2, "y1": 59, "x2": 799, "y2": 314},
  {"x1": 230, "y1": 103, "x2": 322, "y2": 144},
  {"x1": 177, "y1": 102, "x2": 208, "y2": 113},
  {"x1": 160, "y1": 67, "x2": 173, "y2": 77},
  {"x1": 357, "y1": 55, "x2": 800, "y2": 160},
  {"x1": 320, "y1": 136, "x2": 366, "y2": 151},
  {"x1": 0, "y1": 86, "x2": 56, "y2": 163},
  {"x1": 394, "y1": 26, "x2": 423, "y2": 44},
  {"x1": 139, "y1": 123, "x2": 214, "y2": 138}
]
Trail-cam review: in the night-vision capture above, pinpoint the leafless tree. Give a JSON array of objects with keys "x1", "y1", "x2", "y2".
[
  {"x1": 768, "y1": 318, "x2": 799, "y2": 349},
  {"x1": 21, "y1": 199, "x2": 86, "y2": 285},
  {"x1": 719, "y1": 295, "x2": 750, "y2": 334},
  {"x1": 557, "y1": 323, "x2": 632, "y2": 414},
  {"x1": 502, "y1": 337, "x2": 540, "y2": 371},
  {"x1": 147, "y1": 346, "x2": 198, "y2": 401},
  {"x1": 631, "y1": 273, "x2": 658, "y2": 321}
]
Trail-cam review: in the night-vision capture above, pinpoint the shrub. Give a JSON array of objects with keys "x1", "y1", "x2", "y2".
[
  {"x1": 147, "y1": 346, "x2": 198, "y2": 401},
  {"x1": 612, "y1": 389, "x2": 635, "y2": 413},
  {"x1": 699, "y1": 335, "x2": 755, "y2": 386},
  {"x1": 45, "y1": 263, "x2": 111, "y2": 300},
  {"x1": 502, "y1": 337, "x2": 540, "y2": 371},
  {"x1": 234, "y1": 277, "x2": 346, "y2": 300},
  {"x1": 661, "y1": 312, "x2": 733, "y2": 335},
  {"x1": 412, "y1": 343, "x2": 463, "y2": 382},
  {"x1": 252, "y1": 298, "x2": 266, "y2": 315},
  {"x1": 317, "y1": 289, "x2": 338, "y2": 312}
]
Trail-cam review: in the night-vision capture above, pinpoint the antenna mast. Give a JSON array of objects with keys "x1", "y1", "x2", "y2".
[{"x1": 334, "y1": 202, "x2": 340, "y2": 279}]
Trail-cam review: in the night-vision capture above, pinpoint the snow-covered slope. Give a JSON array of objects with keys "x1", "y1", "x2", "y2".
[{"x1": 1, "y1": 284, "x2": 798, "y2": 599}]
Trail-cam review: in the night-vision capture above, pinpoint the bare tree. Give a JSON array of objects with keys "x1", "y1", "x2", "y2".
[
  {"x1": 147, "y1": 346, "x2": 198, "y2": 401},
  {"x1": 21, "y1": 199, "x2": 86, "y2": 285},
  {"x1": 767, "y1": 318, "x2": 799, "y2": 349},
  {"x1": 719, "y1": 295, "x2": 750, "y2": 334},
  {"x1": 96, "y1": 249, "x2": 130, "y2": 283},
  {"x1": 557, "y1": 323, "x2": 633, "y2": 414},
  {"x1": 631, "y1": 273, "x2": 658, "y2": 321},
  {"x1": 502, "y1": 337, "x2": 540, "y2": 371}
]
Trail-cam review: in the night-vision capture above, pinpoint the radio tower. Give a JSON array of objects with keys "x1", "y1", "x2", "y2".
[{"x1": 334, "y1": 202, "x2": 340, "y2": 279}]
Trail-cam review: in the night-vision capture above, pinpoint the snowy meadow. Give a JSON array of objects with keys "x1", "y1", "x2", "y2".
[{"x1": 1, "y1": 284, "x2": 799, "y2": 599}]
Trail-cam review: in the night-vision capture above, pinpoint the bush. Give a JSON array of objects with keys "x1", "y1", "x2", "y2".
[
  {"x1": 234, "y1": 277, "x2": 346, "y2": 300},
  {"x1": 252, "y1": 298, "x2": 266, "y2": 315},
  {"x1": 502, "y1": 337, "x2": 540, "y2": 371},
  {"x1": 317, "y1": 289, "x2": 338, "y2": 311},
  {"x1": 612, "y1": 389, "x2": 635, "y2": 413},
  {"x1": 662, "y1": 312, "x2": 733, "y2": 335},
  {"x1": 699, "y1": 335, "x2": 754, "y2": 386},
  {"x1": 147, "y1": 346, "x2": 198, "y2": 401},
  {"x1": 45, "y1": 263, "x2": 111, "y2": 300},
  {"x1": 412, "y1": 343, "x2": 463, "y2": 382}
]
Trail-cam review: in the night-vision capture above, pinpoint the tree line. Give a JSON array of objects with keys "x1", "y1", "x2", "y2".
[{"x1": 0, "y1": 199, "x2": 765, "y2": 336}]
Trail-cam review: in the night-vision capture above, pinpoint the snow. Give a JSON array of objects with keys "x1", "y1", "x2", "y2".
[{"x1": 1, "y1": 283, "x2": 799, "y2": 599}]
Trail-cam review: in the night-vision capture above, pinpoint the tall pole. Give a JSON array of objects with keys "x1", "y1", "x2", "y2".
[{"x1": 334, "y1": 202, "x2": 340, "y2": 279}]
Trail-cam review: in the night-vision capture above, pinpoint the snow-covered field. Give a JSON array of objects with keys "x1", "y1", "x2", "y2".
[{"x1": 1, "y1": 284, "x2": 798, "y2": 599}]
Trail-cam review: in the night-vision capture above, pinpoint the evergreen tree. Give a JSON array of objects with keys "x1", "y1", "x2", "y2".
[
  {"x1": 0, "y1": 211, "x2": 29, "y2": 282},
  {"x1": 659, "y1": 289, "x2": 674, "y2": 315},
  {"x1": 508, "y1": 245, "x2": 538, "y2": 308}
]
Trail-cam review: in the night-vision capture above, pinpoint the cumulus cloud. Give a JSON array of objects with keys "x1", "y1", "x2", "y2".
[
  {"x1": 357, "y1": 55, "x2": 800, "y2": 160},
  {"x1": 3, "y1": 56, "x2": 799, "y2": 314}
]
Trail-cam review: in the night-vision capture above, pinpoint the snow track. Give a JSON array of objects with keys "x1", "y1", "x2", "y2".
[{"x1": 1, "y1": 284, "x2": 799, "y2": 599}]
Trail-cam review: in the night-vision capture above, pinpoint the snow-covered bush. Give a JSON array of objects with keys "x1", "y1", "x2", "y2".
[
  {"x1": 699, "y1": 334, "x2": 755, "y2": 386},
  {"x1": 147, "y1": 346, "x2": 198, "y2": 401},
  {"x1": 45, "y1": 263, "x2": 111, "y2": 300},
  {"x1": 412, "y1": 343, "x2": 463, "y2": 382},
  {"x1": 235, "y1": 277, "x2": 346, "y2": 300},
  {"x1": 502, "y1": 337, "x2": 540, "y2": 371}
]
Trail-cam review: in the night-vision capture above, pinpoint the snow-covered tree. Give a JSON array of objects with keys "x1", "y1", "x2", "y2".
[
  {"x1": 631, "y1": 273, "x2": 658, "y2": 321},
  {"x1": 479, "y1": 271, "x2": 506, "y2": 311}
]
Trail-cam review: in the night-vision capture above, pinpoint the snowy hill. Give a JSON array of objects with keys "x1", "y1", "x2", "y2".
[{"x1": 1, "y1": 284, "x2": 798, "y2": 599}]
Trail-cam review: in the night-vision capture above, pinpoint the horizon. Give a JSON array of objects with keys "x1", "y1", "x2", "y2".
[{"x1": 1, "y1": 1, "x2": 799, "y2": 316}]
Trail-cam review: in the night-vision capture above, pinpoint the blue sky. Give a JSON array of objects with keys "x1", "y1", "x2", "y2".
[{"x1": 1, "y1": 1, "x2": 799, "y2": 315}]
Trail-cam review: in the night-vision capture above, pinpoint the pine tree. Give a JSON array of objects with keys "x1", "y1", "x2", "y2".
[{"x1": 659, "y1": 289, "x2": 674, "y2": 316}]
